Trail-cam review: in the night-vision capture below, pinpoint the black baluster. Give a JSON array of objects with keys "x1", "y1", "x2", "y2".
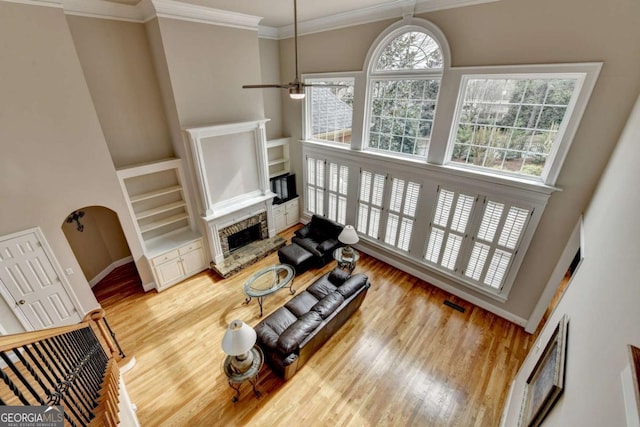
[
  {"x1": 32, "y1": 340, "x2": 93, "y2": 419},
  {"x1": 0, "y1": 361, "x2": 31, "y2": 405},
  {"x1": 0, "y1": 352, "x2": 46, "y2": 405},
  {"x1": 19, "y1": 345, "x2": 87, "y2": 427},
  {"x1": 102, "y1": 316, "x2": 126, "y2": 358}
]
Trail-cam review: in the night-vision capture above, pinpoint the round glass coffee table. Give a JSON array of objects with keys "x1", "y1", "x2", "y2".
[{"x1": 244, "y1": 264, "x2": 295, "y2": 316}]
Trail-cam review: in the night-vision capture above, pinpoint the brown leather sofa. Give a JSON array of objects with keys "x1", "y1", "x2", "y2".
[{"x1": 254, "y1": 268, "x2": 370, "y2": 380}]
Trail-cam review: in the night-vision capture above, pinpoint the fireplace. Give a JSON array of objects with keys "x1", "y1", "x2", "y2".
[
  {"x1": 228, "y1": 224, "x2": 261, "y2": 253},
  {"x1": 217, "y1": 212, "x2": 269, "y2": 258}
]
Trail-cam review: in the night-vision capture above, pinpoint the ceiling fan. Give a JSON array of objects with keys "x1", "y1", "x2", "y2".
[{"x1": 242, "y1": 0, "x2": 342, "y2": 100}]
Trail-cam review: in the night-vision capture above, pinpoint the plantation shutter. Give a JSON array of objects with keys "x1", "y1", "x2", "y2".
[
  {"x1": 306, "y1": 157, "x2": 325, "y2": 215},
  {"x1": 384, "y1": 178, "x2": 421, "y2": 251},
  {"x1": 464, "y1": 199, "x2": 531, "y2": 289},
  {"x1": 357, "y1": 170, "x2": 386, "y2": 238},
  {"x1": 425, "y1": 187, "x2": 476, "y2": 271},
  {"x1": 327, "y1": 162, "x2": 349, "y2": 224}
]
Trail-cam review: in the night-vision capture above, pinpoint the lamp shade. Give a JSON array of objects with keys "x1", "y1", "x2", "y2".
[
  {"x1": 338, "y1": 225, "x2": 359, "y2": 245},
  {"x1": 221, "y1": 320, "x2": 256, "y2": 356}
]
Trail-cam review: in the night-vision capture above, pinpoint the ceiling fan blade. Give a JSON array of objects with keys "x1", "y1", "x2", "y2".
[
  {"x1": 242, "y1": 84, "x2": 290, "y2": 89},
  {"x1": 302, "y1": 83, "x2": 348, "y2": 88}
]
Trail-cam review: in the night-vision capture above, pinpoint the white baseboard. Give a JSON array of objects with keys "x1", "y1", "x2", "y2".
[
  {"x1": 89, "y1": 256, "x2": 134, "y2": 288},
  {"x1": 142, "y1": 281, "x2": 156, "y2": 292}
]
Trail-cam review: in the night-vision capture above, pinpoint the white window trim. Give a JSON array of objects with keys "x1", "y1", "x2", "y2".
[
  {"x1": 437, "y1": 63, "x2": 602, "y2": 185},
  {"x1": 302, "y1": 71, "x2": 362, "y2": 149},
  {"x1": 361, "y1": 18, "x2": 451, "y2": 158}
]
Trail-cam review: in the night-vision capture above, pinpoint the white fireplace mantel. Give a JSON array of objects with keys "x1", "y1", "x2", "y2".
[{"x1": 185, "y1": 119, "x2": 276, "y2": 264}]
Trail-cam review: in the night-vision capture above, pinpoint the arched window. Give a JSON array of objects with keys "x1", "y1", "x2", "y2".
[{"x1": 364, "y1": 19, "x2": 449, "y2": 158}]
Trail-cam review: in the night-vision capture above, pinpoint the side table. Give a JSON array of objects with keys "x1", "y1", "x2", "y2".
[
  {"x1": 333, "y1": 247, "x2": 360, "y2": 274},
  {"x1": 222, "y1": 346, "x2": 264, "y2": 402}
]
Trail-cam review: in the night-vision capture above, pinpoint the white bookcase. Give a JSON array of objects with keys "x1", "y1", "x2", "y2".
[
  {"x1": 117, "y1": 158, "x2": 207, "y2": 290},
  {"x1": 267, "y1": 137, "x2": 291, "y2": 178}
]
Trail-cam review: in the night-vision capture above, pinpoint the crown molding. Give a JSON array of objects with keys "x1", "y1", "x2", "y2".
[
  {"x1": 261, "y1": 0, "x2": 500, "y2": 40},
  {"x1": 63, "y1": 0, "x2": 145, "y2": 22},
  {"x1": 258, "y1": 25, "x2": 280, "y2": 40},
  {"x1": 414, "y1": 0, "x2": 500, "y2": 14},
  {"x1": 1, "y1": 0, "x2": 62, "y2": 8},
  {"x1": 4, "y1": 0, "x2": 263, "y2": 30},
  {"x1": 3, "y1": 0, "x2": 499, "y2": 36},
  {"x1": 148, "y1": 0, "x2": 261, "y2": 30}
]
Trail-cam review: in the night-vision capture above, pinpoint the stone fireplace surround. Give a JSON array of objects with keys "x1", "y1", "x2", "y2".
[{"x1": 218, "y1": 212, "x2": 268, "y2": 258}]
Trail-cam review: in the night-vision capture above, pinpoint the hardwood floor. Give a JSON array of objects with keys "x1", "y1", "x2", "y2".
[{"x1": 95, "y1": 227, "x2": 532, "y2": 426}]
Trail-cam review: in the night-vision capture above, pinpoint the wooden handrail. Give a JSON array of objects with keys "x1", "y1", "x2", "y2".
[
  {"x1": 0, "y1": 307, "x2": 127, "y2": 426},
  {"x1": 0, "y1": 322, "x2": 88, "y2": 352}
]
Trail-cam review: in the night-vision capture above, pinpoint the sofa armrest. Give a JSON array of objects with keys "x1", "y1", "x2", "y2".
[
  {"x1": 295, "y1": 224, "x2": 311, "y2": 239},
  {"x1": 337, "y1": 274, "x2": 369, "y2": 298}
]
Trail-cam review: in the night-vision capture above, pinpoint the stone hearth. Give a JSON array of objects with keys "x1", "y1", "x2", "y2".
[{"x1": 211, "y1": 235, "x2": 285, "y2": 278}]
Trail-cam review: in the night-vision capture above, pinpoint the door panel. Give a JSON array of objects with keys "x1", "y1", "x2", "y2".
[{"x1": 0, "y1": 230, "x2": 81, "y2": 330}]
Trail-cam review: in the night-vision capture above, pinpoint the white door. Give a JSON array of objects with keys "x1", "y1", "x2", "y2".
[{"x1": 0, "y1": 228, "x2": 82, "y2": 330}]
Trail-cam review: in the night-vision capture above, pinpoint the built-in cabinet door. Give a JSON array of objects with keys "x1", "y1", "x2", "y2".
[
  {"x1": 156, "y1": 259, "x2": 184, "y2": 287},
  {"x1": 274, "y1": 205, "x2": 287, "y2": 231},
  {"x1": 181, "y1": 249, "x2": 206, "y2": 276},
  {"x1": 285, "y1": 199, "x2": 299, "y2": 227}
]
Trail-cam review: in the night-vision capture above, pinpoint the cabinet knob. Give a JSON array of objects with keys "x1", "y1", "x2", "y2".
[{"x1": 18, "y1": 299, "x2": 25, "y2": 305}]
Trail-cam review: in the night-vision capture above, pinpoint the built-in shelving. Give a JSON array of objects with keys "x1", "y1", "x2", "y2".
[
  {"x1": 117, "y1": 158, "x2": 207, "y2": 291},
  {"x1": 267, "y1": 137, "x2": 291, "y2": 178},
  {"x1": 135, "y1": 201, "x2": 187, "y2": 220}
]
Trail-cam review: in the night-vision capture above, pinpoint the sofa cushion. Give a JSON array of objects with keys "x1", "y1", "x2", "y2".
[
  {"x1": 277, "y1": 311, "x2": 323, "y2": 354},
  {"x1": 311, "y1": 292, "x2": 345, "y2": 319},
  {"x1": 259, "y1": 307, "x2": 297, "y2": 335},
  {"x1": 337, "y1": 274, "x2": 369, "y2": 298},
  {"x1": 285, "y1": 291, "x2": 319, "y2": 318},
  {"x1": 307, "y1": 277, "x2": 338, "y2": 299},
  {"x1": 328, "y1": 268, "x2": 350, "y2": 286},
  {"x1": 317, "y1": 238, "x2": 339, "y2": 253}
]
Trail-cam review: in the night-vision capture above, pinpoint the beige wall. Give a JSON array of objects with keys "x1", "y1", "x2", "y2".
[
  {"x1": 62, "y1": 206, "x2": 131, "y2": 282},
  {"x1": 0, "y1": 2, "x2": 150, "y2": 333},
  {"x1": 280, "y1": 0, "x2": 640, "y2": 321},
  {"x1": 66, "y1": 15, "x2": 173, "y2": 168},
  {"x1": 156, "y1": 18, "x2": 265, "y2": 129},
  {"x1": 259, "y1": 38, "x2": 284, "y2": 139},
  {"x1": 503, "y1": 94, "x2": 640, "y2": 426}
]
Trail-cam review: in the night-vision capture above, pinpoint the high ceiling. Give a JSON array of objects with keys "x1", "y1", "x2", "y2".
[{"x1": 103, "y1": 0, "x2": 430, "y2": 28}]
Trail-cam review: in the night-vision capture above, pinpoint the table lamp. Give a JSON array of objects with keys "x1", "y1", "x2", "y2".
[
  {"x1": 221, "y1": 320, "x2": 257, "y2": 374},
  {"x1": 338, "y1": 225, "x2": 359, "y2": 258}
]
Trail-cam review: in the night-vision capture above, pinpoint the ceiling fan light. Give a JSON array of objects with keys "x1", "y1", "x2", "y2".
[{"x1": 289, "y1": 86, "x2": 305, "y2": 100}]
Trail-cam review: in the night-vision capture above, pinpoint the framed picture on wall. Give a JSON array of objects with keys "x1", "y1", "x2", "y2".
[{"x1": 520, "y1": 314, "x2": 569, "y2": 427}]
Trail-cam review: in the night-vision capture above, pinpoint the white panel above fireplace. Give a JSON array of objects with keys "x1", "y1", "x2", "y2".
[
  {"x1": 185, "y1": 119, "x2": 275, "y2": 221},
  {"x1": 201, "y1": 130, "x2": 259, "y2": 203}
]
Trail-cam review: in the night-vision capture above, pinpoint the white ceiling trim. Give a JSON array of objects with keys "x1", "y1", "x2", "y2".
[
  {"x1": 414, "y1": 0, "x2": 500, "y2": 14},
  {"x1": 63, "y1": 0, "x2": 145, "y2": 22},
  {"x1": 258, "y1": 0, "x2": 499, "y2": 40},
  {"x1": 2, "y1": 0, "x2": 499, "y2": 36},
  {"x1": 148, "y1": 0, "x2": 262, "y2": 30},
  {"x1": 5, "y1": 0, "x2": 263, "y2": 29},
  {"x1": 1, "y1": 0, "x2": 62, "y2": 8}
]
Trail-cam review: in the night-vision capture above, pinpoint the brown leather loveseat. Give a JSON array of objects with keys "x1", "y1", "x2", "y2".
[{"x1": 254, "y1": 268, "x2": 370, "y2": 380}]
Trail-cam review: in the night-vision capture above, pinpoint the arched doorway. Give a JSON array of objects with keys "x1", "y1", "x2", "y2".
[{"x1": 61, "y1": 206, "x2": 142, "y2": 299}]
